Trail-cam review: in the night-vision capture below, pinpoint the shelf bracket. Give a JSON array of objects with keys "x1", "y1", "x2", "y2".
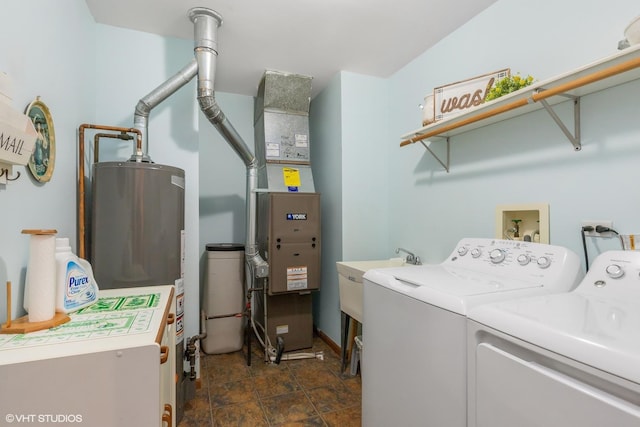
[
  {"x1": 538, "y1": 95, "x2": 581, "y2": 151},
  {"x1": 418, "y1": 136, "x2": 450, "y2": 173}
]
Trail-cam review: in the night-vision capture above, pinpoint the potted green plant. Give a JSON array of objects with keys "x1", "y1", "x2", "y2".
[{"x1": 485, "y1": 74, "x2": 535, "y2": 101}]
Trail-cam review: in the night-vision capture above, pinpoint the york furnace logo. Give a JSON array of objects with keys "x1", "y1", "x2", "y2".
[{"x1": 286, "y1": 213, "x2": 307, "y2": 220}]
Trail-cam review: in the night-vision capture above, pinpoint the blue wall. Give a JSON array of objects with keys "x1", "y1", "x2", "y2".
[
  {"x1": 385, "y1": 0, "x2": 640, "y2": 267},
  {"x1": 309, "y1": 73, "x2": 344, "y2": 339},
  {"x1": 198, "y1": 93, "x2": 255, "y2": 250},
  {"x1": 311, "y1": 0, "x2": 640, "y2": 344},
  {"x1": 310, "y1": 72, "x2": 392, "y2": 341},
  {"x1": 0, "y1": 0, "x2": 95, "y2": 324},
  {"x1": 1, "y1": 0, "x2": 639, "y2": 349}
]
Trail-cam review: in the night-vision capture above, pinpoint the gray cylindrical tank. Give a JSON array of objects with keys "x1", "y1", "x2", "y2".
[
  {"x1": 90, "y1": 160, "x2": 186, "y2": 422},
  {"x1": 90, "y1": 161, "x2": 185, "y2": 289}
]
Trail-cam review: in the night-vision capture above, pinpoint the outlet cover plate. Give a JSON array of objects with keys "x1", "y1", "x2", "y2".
[{"x1": 581, "y1": 220, "x2": 613, "y2": 237}]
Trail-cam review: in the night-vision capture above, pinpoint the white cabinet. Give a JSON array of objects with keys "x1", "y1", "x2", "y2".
[
  {"x1": 160, "y1": 288, "x2": 177, "y2": 427},
  {"x1": 0, "y1": 285, "x2": 175, "y2": 427}
]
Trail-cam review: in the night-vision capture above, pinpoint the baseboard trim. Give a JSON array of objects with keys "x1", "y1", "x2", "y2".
[{"x1": 315, "y1": 327, "x2": 340, "y2": 355}]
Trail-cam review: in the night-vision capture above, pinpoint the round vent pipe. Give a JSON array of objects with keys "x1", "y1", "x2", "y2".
[
  {"x1": 132, "y1": 60, "x2": 198, "y2": 162},
  {"x1": 189, "y1": 7, "x2": 268, "y2": 278}
]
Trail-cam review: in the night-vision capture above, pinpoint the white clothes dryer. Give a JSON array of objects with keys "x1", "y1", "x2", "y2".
[
  {"x1": 467, "y1": 250, "x2": 640, "y2": 427},
  {"x1": 362, "y1": 238, "x2": 582, "y2": 427}
]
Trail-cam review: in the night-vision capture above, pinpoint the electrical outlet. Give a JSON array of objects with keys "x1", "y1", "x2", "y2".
[{"x1": 581, "y1": 220, "x2": 613, "y2": 237}]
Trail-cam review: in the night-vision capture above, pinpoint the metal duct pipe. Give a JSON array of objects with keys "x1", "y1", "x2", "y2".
[
  {"x1": 189, "y1": 7, "x2": 268, "y2": 278},
  {"x1": 132, "y1": 59, "x2": 199, "y2": 161}
]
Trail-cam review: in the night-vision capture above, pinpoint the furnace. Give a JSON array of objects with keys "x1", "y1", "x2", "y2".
[{"x1": 254, "y1": 71, "x2": 321, "y2": 353}]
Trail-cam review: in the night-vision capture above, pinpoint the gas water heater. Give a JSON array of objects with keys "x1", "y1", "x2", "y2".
[
  {"x1": 254, "y1": 71, "x2": 321, "y2": 351},
  {"x1": 90, "y1": 160, "x2": 188, "y2": 421}
]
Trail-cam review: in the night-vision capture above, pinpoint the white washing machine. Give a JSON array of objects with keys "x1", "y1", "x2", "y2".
[
  {"x1": 362, "y1": 238, "x2": 582, "y2": 427},
  {"x1": 467, "y1": 250, "x2": 640, "y2": 427}
]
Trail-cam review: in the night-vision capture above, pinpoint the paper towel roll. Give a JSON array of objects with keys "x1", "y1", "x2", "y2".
[{"x1": 24, "y1": 230, "x2": 57, "y2": 322}]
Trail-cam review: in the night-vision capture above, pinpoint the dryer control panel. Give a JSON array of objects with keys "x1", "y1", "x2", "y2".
[
  {"x1": 446, "y1": 238, "x2": 582, "y2": 292},
  {"x1": 578, "y1": 250, "x2": 640, "y2": 298}
]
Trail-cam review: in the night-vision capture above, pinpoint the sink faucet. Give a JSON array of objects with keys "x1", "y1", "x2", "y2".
[{"x1": 395, "y1": 248, "x2": 421, "y2": 265}]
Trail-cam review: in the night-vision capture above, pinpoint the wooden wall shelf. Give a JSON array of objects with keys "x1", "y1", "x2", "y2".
[{"x1": 400, "y1": 44, "x2": 640, "y2": 171}]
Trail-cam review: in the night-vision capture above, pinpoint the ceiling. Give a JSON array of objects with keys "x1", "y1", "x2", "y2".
[{"x1": 84, "y1": 0, "x2": 497, "y2": 97}]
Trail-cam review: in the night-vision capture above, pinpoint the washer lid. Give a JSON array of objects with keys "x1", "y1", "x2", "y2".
[
  {"x1": 469, "y1": 292, "x2": 640, "y2": 384},
  {"x1": 364, "y1": 265, "x2": 545, "y2": 315}
]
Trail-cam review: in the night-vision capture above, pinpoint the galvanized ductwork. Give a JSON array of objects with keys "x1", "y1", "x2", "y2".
[
  {"x1": 131, "y1": 7, "x2": 268, "y2": 277},
  {"x1": 254, "y1": 70, "x2": 314, "y2": 191},
  {"x1": 188, "y1": 7, "x2": 268, "y2": 278},
  {"x1": 128, "y1": 7, "x2": 320, "y2": 362},
  {"x1": 133, "y1": 60, "x2": 198, "y2": 162}
]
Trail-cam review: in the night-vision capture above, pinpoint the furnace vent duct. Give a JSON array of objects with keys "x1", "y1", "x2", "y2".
[
  {"x1": 189, "y1": 7, "x2": 268, "y2": 278},
  {"x1": 133, "y1": 59, "x2": 198, "y2": 162},
  {"x1": 129, "y1": 7, "x2": 268, "y2": 278},
  {"x1": 254, "y1": 71, "x2": 312, "y2": 116},
  {"x1": 254, "y1": 70, "x2": 315, "y2": 192}
]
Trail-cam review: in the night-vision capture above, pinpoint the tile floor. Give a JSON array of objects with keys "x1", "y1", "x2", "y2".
[{"x1": 178, "y1": 334, "x2": 362, "y2": 426}]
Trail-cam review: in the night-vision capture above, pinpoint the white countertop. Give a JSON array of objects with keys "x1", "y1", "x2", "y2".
[{"x1": 0, "y1": 285, "x2": 174, "y2": 365}]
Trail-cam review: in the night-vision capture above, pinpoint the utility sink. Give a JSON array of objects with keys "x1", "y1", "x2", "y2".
[{"x1": 336, "y1": 258, "x2": 407, "y2": 323}]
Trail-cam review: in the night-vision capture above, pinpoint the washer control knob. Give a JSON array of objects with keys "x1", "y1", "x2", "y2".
[
  {"x1": 537, "y1": 256, "x2": 551, "y2": 269},
  {"x1": 489, "y1": 249, "x2": 505, "y2": 264},
  {"x1": 471, "y1": 248, "x2": 482, "y2": 258},
  {"x1": 457, "y1": 247, "x2": 468, "y2": 256},
  {"x1": 605, "y1": 264, "x2": 624, "y2": 279},
  {"x1": 517, "y1": 254, "x2": 531, "y2": 266}
]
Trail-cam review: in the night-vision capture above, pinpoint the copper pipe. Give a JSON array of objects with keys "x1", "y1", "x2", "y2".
[
  {"x1": 93, "y1": 132, "x2": 134, "y2": 164},
  {"x1": 77, "y1": 124, "x2": 142, "y2": 259}
]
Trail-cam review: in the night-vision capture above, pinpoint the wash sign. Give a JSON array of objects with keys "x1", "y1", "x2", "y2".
[{"x1": 433, "y1": 68, "x2": 509, "y2": 121}]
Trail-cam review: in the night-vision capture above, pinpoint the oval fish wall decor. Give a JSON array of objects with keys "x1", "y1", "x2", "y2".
[{"x1": 25, "y1": 96, "x2": 55, "y2": 182}]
